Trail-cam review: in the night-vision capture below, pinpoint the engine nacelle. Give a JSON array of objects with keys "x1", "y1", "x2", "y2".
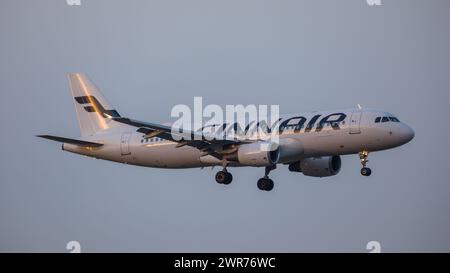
[
  {"x1": 289, "y1": 156, "x2": 341, "y2": 177},
  {"x1": 276, "y1": 138, "x2": 304, "y2": 164},
  {"x1": 237, "y1": 142, "x2": 279, "y2": 166}
]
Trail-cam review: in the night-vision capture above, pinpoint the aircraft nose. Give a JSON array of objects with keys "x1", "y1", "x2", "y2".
[{"x1": 398, "y1": 124, "x2": 415, "y2": 144}]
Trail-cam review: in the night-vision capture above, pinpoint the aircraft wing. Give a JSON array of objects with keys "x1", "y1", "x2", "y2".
[{"x1": 113, "y1": 117, "x2": 249, "y2": 158}]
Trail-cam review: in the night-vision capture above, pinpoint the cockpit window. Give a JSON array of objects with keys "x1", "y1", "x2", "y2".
[{"x1": 375, "y1": 116, "x2": 400, "y2": 123}]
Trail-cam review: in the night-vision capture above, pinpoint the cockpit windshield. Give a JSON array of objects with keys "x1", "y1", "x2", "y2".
[{"x1": 375, "y1": 116, "x2": 400, "y2": 123}]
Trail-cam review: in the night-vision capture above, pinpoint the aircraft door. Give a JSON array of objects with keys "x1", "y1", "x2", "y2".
[
  {"x1": 349, "y1": 111, "x2": 362, "y2": 134},
  {"x1": 120, "y1": 132, "x2": 132, "y2": 155}
]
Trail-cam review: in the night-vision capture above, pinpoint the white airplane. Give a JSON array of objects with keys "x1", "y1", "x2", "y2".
[{"x1": 38, "y1": 73, "x2": 415, "y2": 191}]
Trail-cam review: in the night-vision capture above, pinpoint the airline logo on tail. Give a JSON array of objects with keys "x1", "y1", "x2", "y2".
[{"x1": 74, "y1": 96, "x2": 121, "y2": 118}]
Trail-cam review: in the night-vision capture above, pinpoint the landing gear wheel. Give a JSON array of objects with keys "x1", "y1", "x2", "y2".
[
  {"x1": 361, "y1": 167, "x2": 372, "y2": 176},
  {"x1": 257, "y1": 178, "x2": 274, "y2": 191},
  {"x1": 257, "y1": 178, "x2": 265, "y2": 190},
  {"x1": 215, "y1": 171, "x2": 226, "y2": 184},
  {"x1": 257, "y1": 165, "x2": 276, "y2": 191},
  {"x1": 223, "y1": 172, "x2": 233, "y2": 185},
  {"x1": 215, "y1": 171, "x2": 233, "y2": 184},
  {"x1": 265, "y1": 179, "x2": 274, "y2": 191}
]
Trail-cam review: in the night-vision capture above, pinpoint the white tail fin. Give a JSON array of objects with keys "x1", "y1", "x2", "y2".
[{"x1": 68, "y1": 73, "x2": 121, "y2": 137}]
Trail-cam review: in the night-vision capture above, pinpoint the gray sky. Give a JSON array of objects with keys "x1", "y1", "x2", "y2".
[{"x1": 1, "y1": 0, "x2": 449, "y2": 252}]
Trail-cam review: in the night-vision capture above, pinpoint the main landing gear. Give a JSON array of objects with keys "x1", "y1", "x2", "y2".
[
  {"x1": 359, "y1": 150, "x2": 372, "y2": 176},
  {"x1": 257, "y1": 165, "x2": 276, "y2": 191},
  {"x1": 215, "y1": 169, "x2": 233, "y2": 185},
  {"x1": 214, "y1": 163, "x2": 277, "y2": 191}
]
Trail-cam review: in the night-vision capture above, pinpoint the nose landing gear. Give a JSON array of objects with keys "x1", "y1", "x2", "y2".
[{"x1": 359, "y1": 150, "x2": 372, "y2": 176}]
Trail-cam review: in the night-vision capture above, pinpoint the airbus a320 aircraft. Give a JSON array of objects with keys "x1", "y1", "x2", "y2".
[{"x1": 38, "y1": 74, "x2": 415, "y2": 191}]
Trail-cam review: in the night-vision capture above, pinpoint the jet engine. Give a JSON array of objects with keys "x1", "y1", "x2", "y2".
[
  {"x1": 237, "y1": 142, "x2": 279, "y2": 166},
  {"x1": 288, "y1": 156, "x2": 341, "y2": 177},
  {"x1": 276, "y1": 138, "x2": 304, "y2": 164}
]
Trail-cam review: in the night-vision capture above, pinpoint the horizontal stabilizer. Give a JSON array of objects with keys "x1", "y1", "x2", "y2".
[{"x1": 37, "y1": 135, "x2": 103, "y2": 147}]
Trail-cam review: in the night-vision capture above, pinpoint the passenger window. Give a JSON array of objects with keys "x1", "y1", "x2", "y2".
[
  {"x1": 375, "y1": 117, "x2": 381, "y2": 123},
  {"x1": 382, "y1": 117, "x2": 389, "y2": 123}
]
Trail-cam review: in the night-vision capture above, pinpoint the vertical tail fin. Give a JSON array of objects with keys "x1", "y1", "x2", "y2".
[{"x1": 68, "y1": 73, "x2": 121, "y2": 137}]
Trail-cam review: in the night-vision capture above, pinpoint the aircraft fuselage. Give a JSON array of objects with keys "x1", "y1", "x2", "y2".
[{"x1": 62, "y1": 108, "x2": 414, "y2": 169}]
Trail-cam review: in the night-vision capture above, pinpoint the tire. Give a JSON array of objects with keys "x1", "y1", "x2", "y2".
[
  {"x1": 223, "y1": 172, "x2": 233, "y2": 185},
  {"x1": 265, "y1": 179, "x2": 274, "y2": 191},
  {"x1": 257, "y1": 178, "x2": 266, "y2": 190},
  {"x1": 361, "y1": 167, "x2": 372, "y2": 176},
  {"x1": 215, "y1": 171, "x2": 226, "y2": 184},
  {"x1": 257, "y1": 178, "x2": 274, "y2": 191}
]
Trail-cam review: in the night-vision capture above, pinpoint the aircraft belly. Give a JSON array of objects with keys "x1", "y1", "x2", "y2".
[
  {"x1": 131, "y1": 143, "x2": 202, "y2": 168},
  {"x1": 299, "y1": 131, "x2": 359, "y2": 156}
]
